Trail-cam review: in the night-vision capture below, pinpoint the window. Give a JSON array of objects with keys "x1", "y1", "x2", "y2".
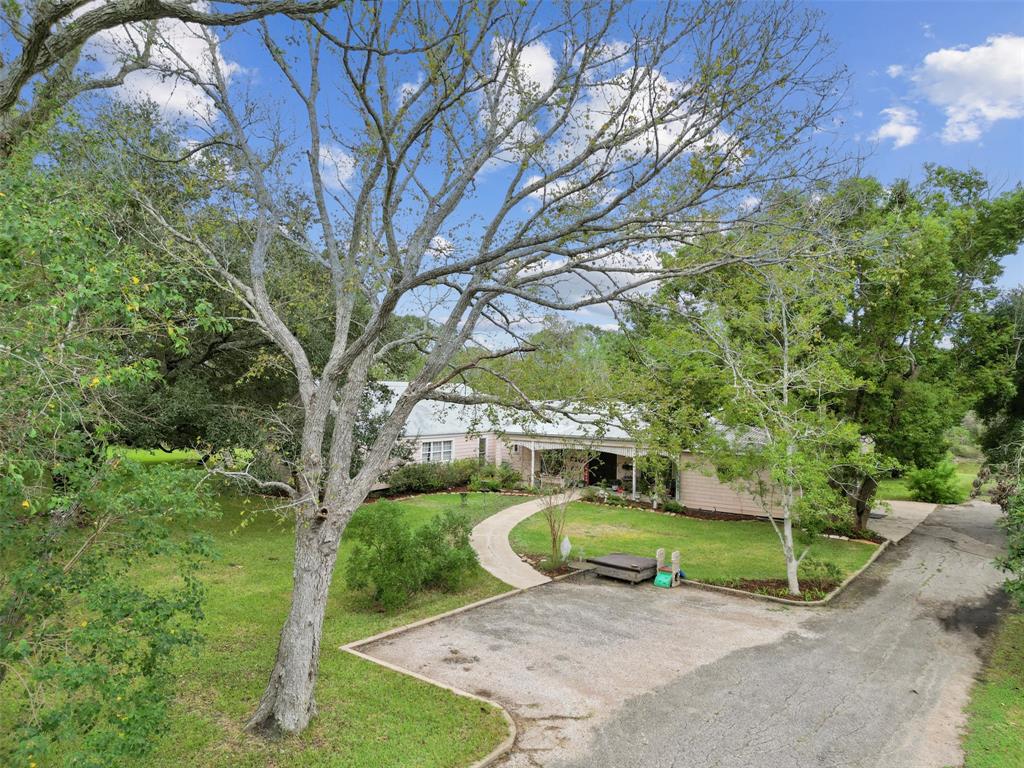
[
  {"x1": 478, "y1": 437, "x2": 487, "y2": 464},
  {"x1": 421, "y1": 440, "x2": 453, "y2": 463}
]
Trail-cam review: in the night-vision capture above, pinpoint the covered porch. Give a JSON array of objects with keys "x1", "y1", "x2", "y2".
[{"x1": 504, "y1": 436, "x2": 675, "y2": 501}]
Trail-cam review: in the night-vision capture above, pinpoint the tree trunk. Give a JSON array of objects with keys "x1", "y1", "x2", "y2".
[
  {"x1": 782, "y1": 513, "x2": 801, "y2": 596},
  {"x1": 853, "y1": 475, "x2": 878, "y2": 532},
  {"x1": 246, "y1": 513, "x2": 340, "y2": 735}
]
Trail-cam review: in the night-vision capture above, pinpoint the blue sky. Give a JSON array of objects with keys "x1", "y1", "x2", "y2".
[
  {"x1": 810, "y1": 1, "x2": 1023, "y2": 287},
  {"x1": 84, "y1": 1, "x2": 1023, "y2": 291}
]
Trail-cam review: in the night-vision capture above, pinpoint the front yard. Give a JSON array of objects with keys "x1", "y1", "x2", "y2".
[
  {"x1": 1, "y1": 491, "x2": 520, "y2": 768},
  {"x1": 510, "y1": 501, "x2": 878, "y2": 598}
]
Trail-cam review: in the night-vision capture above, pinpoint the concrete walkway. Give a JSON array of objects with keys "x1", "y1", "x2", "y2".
[
  {"x1": 471, "y1": 493, "x2": 579, "y2": 589},
  {"x1": 871, "y1": 498, "x2": 939, "y2": 542}
]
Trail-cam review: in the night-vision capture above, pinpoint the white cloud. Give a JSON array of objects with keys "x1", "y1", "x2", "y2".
[
  {"x1": 872, "y1": 106, "x2": 920, "y2": 148},
  {"x1": 886, "y1": 64, "x2": 905, "y2": 78},
  {"x1": 398, "y1": 73, "x2": 424, "y2": 104},
  {"x1": 90, "y1": 17, "x2": 241, "y2": 120},
  {"x1": 318, "y1": 143, "x2": 355, "y2": 190},
  {"x1": 496, "y1": 39, "x2": 557, "y2": 93},
  {"x1": 911, "y1": 34, "x2": 1024, "y2": 143},
  {"x1": 921, "y1": 23, "x2": 935, "y2": 40},
  {"x1": 737, "y1": 195, "x2": 761, "y2": 213}
]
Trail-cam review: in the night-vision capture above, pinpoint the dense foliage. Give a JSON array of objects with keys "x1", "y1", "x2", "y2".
[
  {"x1": 0, "y1": 118, "x2": 219, "y2": 765},
  {"x1": 906, "y1": 458, "x2": 965, "y2": 504},
  {"x1": 998, "y1": 487, "x2": 1024, "y2": 607},
  {"x1": 384, "y1": 459, "x2": 479, "y2": 495},
  {"x1": 344, "y1": 503, "x2": 478, "y2": 610}
]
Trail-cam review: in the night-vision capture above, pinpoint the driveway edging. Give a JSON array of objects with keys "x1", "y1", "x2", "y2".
[
  {"x1": 675, "y1": 538, "x2": 891, "y2": 607},
  {"x1": 341, "y1": 584, "x2": 555, "y2": 768},
  {"x1": 343, "y1": 644, "x2": 517, "y2": 768}
]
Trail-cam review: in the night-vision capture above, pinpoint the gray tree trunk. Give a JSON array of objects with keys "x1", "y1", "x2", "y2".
[{"x1": 246, "y1": 513, "x2": 341, "y2": 734}]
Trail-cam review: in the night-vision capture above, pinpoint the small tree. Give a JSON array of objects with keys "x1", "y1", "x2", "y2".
[
  {"x1": 539, "y1": 449, "x2": 592, "y2": 566},
  {"x1": 655, "y1": 215, "x2": 866, "y2": 595}
]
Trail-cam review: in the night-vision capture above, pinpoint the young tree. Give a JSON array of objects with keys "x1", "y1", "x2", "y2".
[
  {"x1": 538, "y1": 448, "x2": 592, "y2": 566},
  {"x1": 624, "y1": 199, "x2": 891, "y2": 593},
  {"x1": 684, "y1": 255, "x2": 864, "y2": 596},
  {"x1": 130, "y1": 0, "x2": 844, "y2": 733}
]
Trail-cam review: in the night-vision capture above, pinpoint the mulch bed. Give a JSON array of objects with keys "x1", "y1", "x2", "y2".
[
  {"x1": 704, "y1": 577, "x2": 840, "y2": 602},
  {"x1": 519, "y1": 553, "x2": 573, "y2": 577}
]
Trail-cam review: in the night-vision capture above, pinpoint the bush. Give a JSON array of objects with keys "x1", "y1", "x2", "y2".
[
  {"x1": 663, "y1": 499, "x2": 684, "y2": 514},
  {"x1": 416, "y1": 510, "x2": 478, "y2": 592},
  {"x1": 345, "y1": 502, "x2": 421, "y2": 609},
  {"x1": 345, "y1": 502, "x2": 478, "y2": 609},
  {"x1": 798, "y1": 556, "x2": 844, "y2": 585},
  {"x1": 468, "y1": 462, "x2": 520, "y2": 492},
  {"x1": 386, "y1": 458, "x2": 477, "y2": 494},
  {"x1": 579, "y1": 487, "x2": 599, "y2": 502},
  {"x1": 907, "y1": 459, "x2": 964, "y2": 504}
]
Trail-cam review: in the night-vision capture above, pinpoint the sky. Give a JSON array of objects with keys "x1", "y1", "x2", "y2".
[
  {"x1": 77, "y1": 1, "x2": 1024, "y2": 294},
  {"x1": 809, "y1": 1, "x2": 1024, "y2": 287}
]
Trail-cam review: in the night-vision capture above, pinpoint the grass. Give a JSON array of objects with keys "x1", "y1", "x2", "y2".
[
  {"x1": 876, "y1": 459, "x2": 982, "y2": 502},
  {"x1": 510, "y1": 501, "x2": 877, "y2": 588},
  {"x1": 961, "y1": 609, "x2": 1024, "y2": 768},
  {"x1": 3, "y1": 490, "x2": 522, "y2": 768},
  {"x1": 107, "y1": 446, "x2": 203, "y2": 464}
]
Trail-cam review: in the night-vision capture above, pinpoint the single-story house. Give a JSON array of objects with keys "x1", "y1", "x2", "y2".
[{"x1": 384, "y1": 382, "x2": 773, "y2": 517}]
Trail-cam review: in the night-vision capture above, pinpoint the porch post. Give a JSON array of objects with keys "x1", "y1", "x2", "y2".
[
  {"x1": 631, "y1": 448, "x2": 638, "y2": 500},
  {"x1": 530, "y1": 441, "x2": 536, "y2": 488}
]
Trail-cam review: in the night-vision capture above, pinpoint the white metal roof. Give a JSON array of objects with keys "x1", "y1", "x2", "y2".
[{"x1": 380, "y1": 382, "x2": 633, "y2": 442}]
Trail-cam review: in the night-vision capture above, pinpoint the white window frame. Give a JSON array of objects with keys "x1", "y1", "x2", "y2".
[{"x1": 421, "y1": 440, "x2": 453, "y2": 463}]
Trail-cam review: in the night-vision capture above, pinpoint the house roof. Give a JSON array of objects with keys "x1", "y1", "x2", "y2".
[{"x1": 380, "y1": 381, "x2": 633, "y2": 442}]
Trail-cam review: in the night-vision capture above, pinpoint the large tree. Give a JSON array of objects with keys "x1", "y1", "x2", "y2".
[
  {"x1": 0, "y1": 1, "x2": 353, "y2": 156},
  {"x1": 828, "y1": 170, "x2": 1024, "y2": 470},
  {"x1": 128, "y1": 0, "x2": 844, "y2": 734}
]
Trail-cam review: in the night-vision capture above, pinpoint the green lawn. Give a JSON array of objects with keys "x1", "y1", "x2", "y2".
[
  {"x1": 3, "y1": 491, "x2": 521, "y2": 768},
  {"x1": 877, "y1": 460, "x2": 981, "y2": 502},
  {"x1": 962, "y1": 609, "x2": 1024, "y2": 768},
  {"x1": 510, "y1": 501, "x2": 877, "y2": 585},
  {"x1": 108, "y1": 446, "x2": 203, "y2": 464}
]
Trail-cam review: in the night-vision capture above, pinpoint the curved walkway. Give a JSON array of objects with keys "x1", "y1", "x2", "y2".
[{"x1": 471, "y1": 493, "x2": 578, "y2": 589}]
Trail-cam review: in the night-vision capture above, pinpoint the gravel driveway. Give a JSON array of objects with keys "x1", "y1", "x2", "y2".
[{"x1": 358, "y1": 502, "x2": 1007, "y2": 768}]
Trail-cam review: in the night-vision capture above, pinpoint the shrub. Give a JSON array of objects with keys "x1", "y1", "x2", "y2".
[
  {"x1": 579, "y1": 486, "x2": 599, "y2": 502},
  {"x1": 468, "y1": 462, "x2": 520, "y2": 492},
  {"x1": 416, "y1": 510, "x2": 478, "y2": 591},
  {"x1": 386, "y1": 458, "x2": 477, "y2": 494},
  {"x1": 798, "y1": 556, "x2": 843, "y2": 585},
  {"x1": 999, "y1": 487, "x2": 1024, "y2": 607},
  {"x1": 345, "y1": 502, "x2": 478, "y2": 609},
  {"x1": 907, "y1": 459, "x2": 964, "y2": 504},
  {"x1": 345, "y1": 502, "x2": 422, "y2": 609},
  {"x1": 663, "y1": 499, "x2": 684, "y2": 514}
]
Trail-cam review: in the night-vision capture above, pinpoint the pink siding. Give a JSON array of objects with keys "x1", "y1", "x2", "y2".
[{"x1": 677, "y1": 452, "x2": 783, "y2": 516}]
